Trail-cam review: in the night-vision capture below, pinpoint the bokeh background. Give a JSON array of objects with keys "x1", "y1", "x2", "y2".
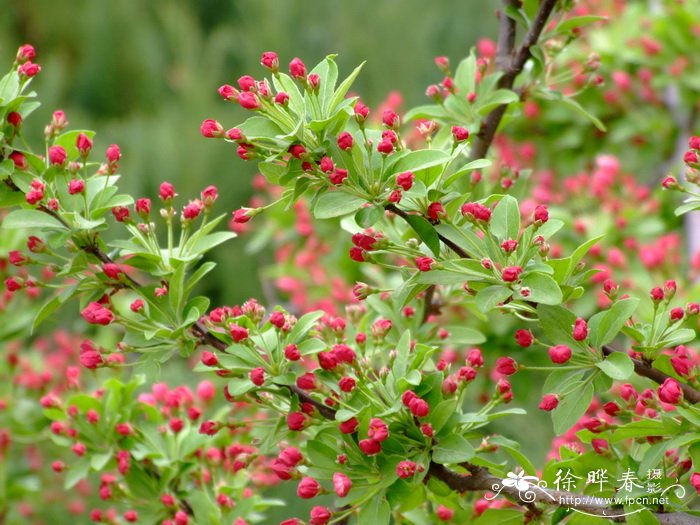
[{"x1": 0, "y1": 0, "x2": 497, "y2": 306}]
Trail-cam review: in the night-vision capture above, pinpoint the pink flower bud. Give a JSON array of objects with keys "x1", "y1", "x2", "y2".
[
  {"x1": 461, "y1": 202, "x2": 492, "y2": 222},
  {"x1": 16, "y1": 44, "x2": 36, "y2": 62},
  {"x1": 548, "y1": 345, "x2": 572, "y2": 364},
  {"x1": 218, "y1": 84, "x2": 237, "y2": 101},
  {"x1": 396, "y1": 171, "x2": 414, "y2": 191},
  {"x1": 289, "y1": 57, "x2": 307, "y2": 79},
  {"x1": 48, "y1": 145, "x2": 67, "y2": 166},
  {"x1": 9, "y1": 151, "x2": 27, "y2": 170},
  {"x1": 310, "y1": 506, "x2": 332, "y2": 525},
  {"x1": 76, "y1": 133, "x2": 93, "y2": 156},
  {"x1": 572, "y1": 318, "x2": 588, "y2": 341},
  {"x1": 81, "y1": 302, "x2": 114, "y2": 325},
  {"x1": 368, "y1": 418, "x2": 389, "y2": 441},
  {"x1": 658, "y1": 378, "x2": 682, "y2": 404},
  {"x1": 332, "y1": 472, "x2": 352, "y2": 497},
  {"x1": 7, "y1": 111, "x2": 22, "y2": 127},
  {"x1": 261, "y1": 51, "x2": 279, "y2": 71},
  {"x1": 200, "y1": 119, "x2": 225, "y2": 138},
  {"x1": 106, "y1": 144, "x2": 121, "y2": 164},
  {"x1": 238, "y1": 91, "x2": 260, "y2": 110},
  {"x1": 415, "y1": 256, "x2": 435, "y2": 272},
  {"x1": 501, "y1": 266, "x2": 522, "y2": 282},
  {"x1": 534, "y1": 204, "x2": 549, "y2": 224},
  {"x1": 249, "y1": 367, "x2": 265, "y2": 386},
  {"x1": 496, "y1": 357, "x2": 518, "y2": 376},
  {"x1": 538, "y1": 394, "x2": 559, "y2": 411},
  {"x1": 68, "y1": 179, "x2": 85, "y2": 195},
  {"x1": 354, "y1": 100, "x2": 370, "y2": 123},
  {"x1": 337, "y1": 131, "x2": 354, "y2": 150},
  {"x1": 451, "y1": 126, "x2": 469, "y2": 142},
  {"x1": 358, "y1": 438, "x2": 381, "y2": 455},
  {"x1": 159, "y1": 182, "x2": 176, "y2": 202},
  {"x1": 427, "y1": 201, "x2": 445, "y2": 220},
  {"x1": 18, "y1": 61, "x2": 41, "y2": 77},
  {"x1": 297, "y1": 477, "x2": 320, "y2": 499}
]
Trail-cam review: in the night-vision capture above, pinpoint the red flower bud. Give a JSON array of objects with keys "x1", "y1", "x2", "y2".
[
  {"x1": 159, "y1": 182, "x2": 176, "y2": 201},
  {"x1": 495, "y1": 357, "x2": 518, "y2": 376},
  {"x1": 332, "y1": 473, "x2": 352, "y2": 497},
  {"x1": 572, "y1": 318, "x2": 588, "y2": 341},
  {"x1": 451, "y1": 126, "x2": 469, "y2": 142},
  {"x1": 261, "y1": 51, "x2": 279, "y2": 71},
  {"x1": 658, "y1": 378, "x2": 682, "y2": 405},
  {"x1": 514, "y1": 329, "x2": 533, "y2": 348},
  {"x1": 533, "y1": 204, "x2": 549, "y2": 224},
  {"x1": 337, "y1": 131, "x2": 354, "y2": 150},
  {"x1": 48, "y1": 145, "x2": 67, "y2": 166},
  {"x1": 16, "y1": 44, "x2": 36, "y2": 62},
  {"x1": 501, "y1": 266, "x2": 523, "y2": 282},
  {"x1": 415, "y1": 257, "x2": 435, "y2": 272},
  {"x1": 76, "y1": 133, "x2": 93, "y2": 156},
  {"x1": 68, "y1": 179, "x2": 85, "y2": 195},
  {"x1": 538, "y1": 394, "x2": 559, "y2": 411},
  {"x1": 548, "y1": 345, "x2": 572, "y2": 364},
  {"x1": 289, "y1": 57, "x2": 307, "y2": 79}
]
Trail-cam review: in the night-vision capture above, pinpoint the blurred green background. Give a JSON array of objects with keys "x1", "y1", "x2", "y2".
[{"x1": 0, "y1": 0, "x2": 496, "y2": 305}]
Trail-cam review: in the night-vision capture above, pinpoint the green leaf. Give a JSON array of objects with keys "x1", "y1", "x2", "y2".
[
  {"x1": 588, "y1": 298, "x2": 639, "y2": 349},
  {"x1": 476, "y1": 285, "x2": 512, "y2": 313},
  {"x1": 313, "y1": 191, "x2": 365, "y2": 219},
  {"x1": 453, "y1": 52, "x2": 477, "y2": 94},
  {"x1": 355, "y1": 206, "x2": 382, "y2": 228},
  {"x1": 554, "y1": 15, "x2": 607, "y2": 35},
  {"x1": 403, "y1": 214, "x2": 440, "y2": 256},
  {"x1": 658, "y1": 328, "x2": 696, "y2": 348},
  {"x1": 306, "y1": 438, "x2": 340, "y2": 471},
  {"x1": 554, "y1": 94, "x2": 607, "y2": 132},
  {"x1": 328, "y1": 61, "x2": 365, "y2": 114},
  {"x1": 358, "y1": 496, "x2": 391, "y2": 525},
  {"x1": 0, "y1": 71, "x2": 20, "y2": 104},
  {"x1": 392, "y1": 330, "x2": 412, "y2": 379},
  {"x1": 477, "y1": 89, "x2": 520, "y2": 115},
  {"x1": 32, "y1": 296, "x2": 61, "y2": 333},
  {"x1": 389, "y1": 149, "x2": 451, "y2": 176},
  {"x1": 288, "y1": 311, "x2": 324, "y2": 343},
  {"x1": 2, "y1": 209, "x2": 69, "y2": 231},
  {"x1": 596, "y1": 352, "x2": 634, "y2": 380},
  {"x1": 552, "y1": 382, "x2": 593, "y2": 434},
  {"x1": 444, "y1": 326, "x2": 486, "y2": 345},
  {"x1": 490, "y1": 195, "x2": 520, "y2": 241},
  {"x1": 444, "y1": 159, "x2": 493, "y2": 187},
  {"x1": 520, "y1": 272, "x2": 562, "y2": 305},
  {"x1": 64, "y1": 457, "x2": 90, "y2": 489},
  {"x1": 188, "y1": 231, "x2": 237, "y2": 256},
  {"x1": 238, "y1": 116, "x2": 285, "y2": 140},
  {"x1": 432, "y1": 434, "x2": 475, "y2": 464},
  {"x1": 226, "y1": 379, "x2": 254, "y2": 397}
]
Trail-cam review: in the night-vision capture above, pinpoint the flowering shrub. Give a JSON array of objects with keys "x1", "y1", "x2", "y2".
[{"x1": 2, "y1": 1, "x2": 700, "y2": 525}]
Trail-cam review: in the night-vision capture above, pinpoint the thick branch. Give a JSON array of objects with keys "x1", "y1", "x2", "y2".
[
  {"x1": 470, "y1": 0, "x2": 558, "y2": 161},
  {"x1": 602, "y1": 346, "x2": 700, "y2": 404}
]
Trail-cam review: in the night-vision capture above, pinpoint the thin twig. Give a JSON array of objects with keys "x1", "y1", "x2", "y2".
[
  {"x1": 602, "y1": 345, "x2": 700, "y2": 404},
  {"x1": 470, "y1": 0, "x2": 559, "y2": 161}
]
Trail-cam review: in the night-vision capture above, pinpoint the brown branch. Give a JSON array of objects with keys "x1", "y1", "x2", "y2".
[
  {"x1": 384, "y1": 204, "x2": 469, "y2": 258},
  {"x1": 602, "y1": 345, "x2": 700, "y2": 404},
  {"x1": 470, "y1": 0, "x2": 559, "y2": 161},
  {"x1": 496, "y1": 1, "x2": 519, "y2": 72}
]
